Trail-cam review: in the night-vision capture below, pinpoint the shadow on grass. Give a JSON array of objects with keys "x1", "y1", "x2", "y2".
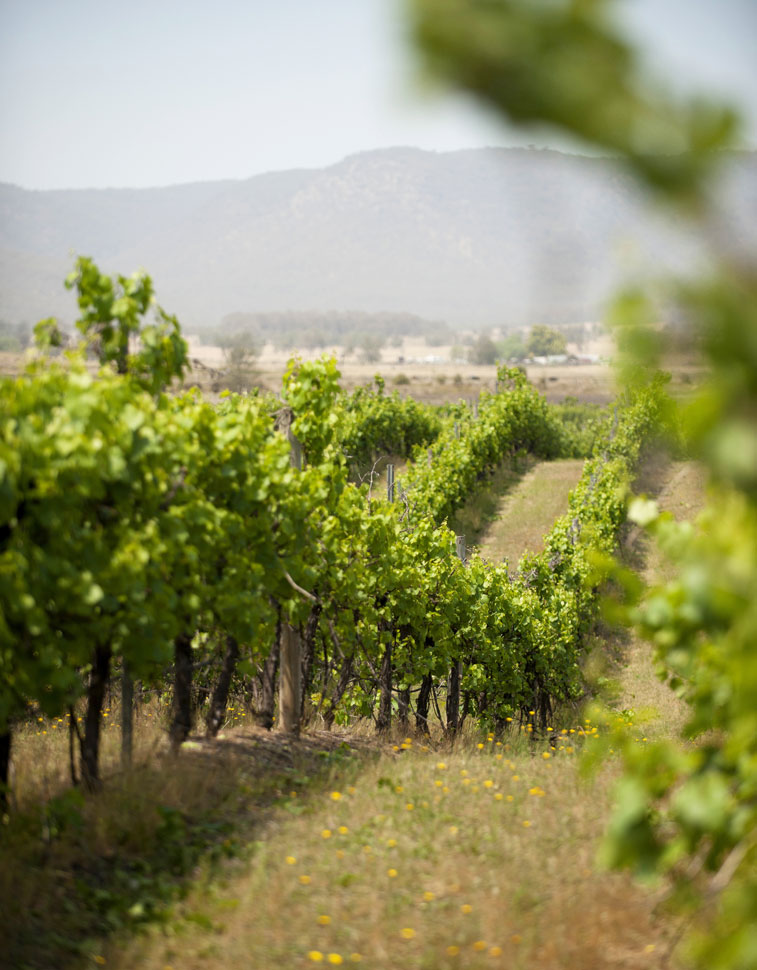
[
  {"x1": 1, "y1": 727, "x2": 375, "y2": 970},
  {"x1": 448, "y1": 451, "x2": 536, "y2": 550}
]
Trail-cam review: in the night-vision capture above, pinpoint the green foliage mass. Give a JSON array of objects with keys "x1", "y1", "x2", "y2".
[
  {"x1": 0, "y1": 266, "x2": 660, "y2": 795},
  {"x1": 527, "y1": 324, "x2": 566, "y2": 357},
  {"x1": 337, "y1": 375, "x2": 444, "y2": 469}
]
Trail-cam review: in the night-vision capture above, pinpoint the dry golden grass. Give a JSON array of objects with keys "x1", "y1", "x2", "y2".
[
  {"x1": 1, "y1": 702, "x2": 373, "y2": 970},
  {"x1": 105, "y1": 730, "x2": 682, "y2": 970},
  {"x1": 476, "y1": 458, "x2": 586, "y2": 567}
]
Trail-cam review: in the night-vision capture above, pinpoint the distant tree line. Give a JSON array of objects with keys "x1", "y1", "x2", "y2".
[
  {"x1": 453, "y1": 324, "x2": 585, "y2": 365},
  {"x1": 205, "y1": 309, "x2": 452, "y2": 354}
]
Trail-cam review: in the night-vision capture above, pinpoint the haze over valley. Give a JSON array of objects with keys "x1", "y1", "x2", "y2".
[{"x1": 3, "y1": 146, "x2": 755, "y2": 340}]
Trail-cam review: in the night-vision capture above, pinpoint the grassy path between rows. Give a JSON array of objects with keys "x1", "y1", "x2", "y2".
[
  {"x1": 474, "y1": 458, "x2": 586, "y2": 566},
  {"x1": 5, "y1": 457, "x2": 706, "y2": 970}
]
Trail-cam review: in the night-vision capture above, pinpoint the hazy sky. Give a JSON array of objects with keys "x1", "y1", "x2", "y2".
[{"x1": 1, "y1": 0, "x2": 755, "y2": 190}]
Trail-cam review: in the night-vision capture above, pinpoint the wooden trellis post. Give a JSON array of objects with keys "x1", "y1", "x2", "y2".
[
  {"x1": 447, "y1": 535, "x2": 466, "y2": 738},
  {"x1": 121, "y1": 661, "x2": 133, "y2": 768},
  {"x1": 279, "y1": 621, "x2": 301, "y2": 736},
  {"x1": 275, "y1": 405, "x2": 303, "y2": 736},
  {"x1": 455, "y1": 535, "x2": 466, "y2": 563}
]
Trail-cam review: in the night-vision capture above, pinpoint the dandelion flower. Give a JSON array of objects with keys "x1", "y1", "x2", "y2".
[
  {"x1": 350, "y1": 954, "x2": 362, "y2": 963},
  {"x1": 330, "y1": 791, "x2": 342, "y2": 801},
  {"x1": 446, "y1": 945, "x2": 460, "y2": 956},
  {"x1": 461, "y1": 904, "x2": 472, "y2": 914},
  {"x1": 348, "y1": 787, "x2": 357, "y2": 795},
  {"x1": 308, "y1": 952, "x2": 324, "y2": 963},
  {"x1": 423, "y1": 891, "x2": 435, "y2": 901},
  {"x1": 327, "y1": 955, "x2": 343, "y2": 965},
  {"x1": 512, "y1": 774, "x2": 520, "y2": 781},
  {"x1": 395, "y1": 785, "x2": 404, "y2": 794},
  {"x1": 489, "y1": 945, "x2": 503, "y2": 956},
  {"x1": 506, "y1": 795, "x2": 514, "y2": 803},
  {"x1": 387, "y1": 868, "x2": 398, "y2": 878},
  {"x1": 436, "y1": 762, "x2": 447, "y2": 771},
  {"x1": 522, "y1": 820, "x2": 531, "y2": 828},
  {"x1": 338, "y1": 825, "x2": 349, "y2": 835},
  {"x1": 473, "y1": 941, "x2": 487, "y2": 952},
  {"x1": 321, "y1": 829, "x2": 332, "y2": 839},
  {"x1": 386, "y1": 838, "x2": 397, "y2": 848},
  {"x1": 406, "y1": 803, "x2": 414, "y2": 811},
  {"x1": 400, "y1": 928, "x2": 415, "y2": 940},
  {"x1": 336, "y1": 850, "x2": 345, "y2": 860},
  {"x1": 483, "y1": 779, "x2": 493, "y2": 788},
  {"x1": 318, "y1": 915, "x2": 331, "y2": 925},
  {"x1": 286, "y1": 856, "x2": 297, "y2": 865},
  {"x1": 494, "y1": 793, "x2": 504, "y2": 801},
  {"x1": 449, "y1": 826, "x2": 458, "y2": 835},
  {"x1": 477, "y1": 743, "x2": 484, "y2": 750},
  {"x1": 542, "y1": 752, "x2": 551, "y2": 760},
  {"x1": 299, "y1": 874, "x2": 312, "y2": 884},
  {"x1": 511, "y1": 934, "x2": 522, "y2": 944}
]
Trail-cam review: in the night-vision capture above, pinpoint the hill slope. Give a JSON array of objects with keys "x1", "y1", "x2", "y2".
[{"x1": 1, "y1": 147, "x2": 754, "y2": 330}]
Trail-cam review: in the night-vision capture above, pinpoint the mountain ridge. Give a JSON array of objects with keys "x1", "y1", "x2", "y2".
[{"x1": 1, "y1": 146, "x2": 754, "y2": 331}]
